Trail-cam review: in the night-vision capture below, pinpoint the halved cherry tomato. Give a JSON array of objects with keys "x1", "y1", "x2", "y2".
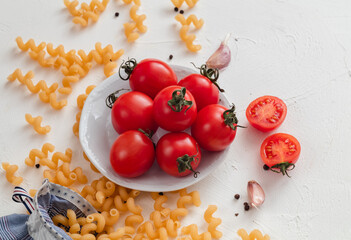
[
  {"x1": 110, "y1": 91, "x2": 158, "y2": 134},
  {"x1": 191, "y1": 104, "x2": 240, "y2": 151},
  {"x1": 153, "y1": 86, "x2": 197, "y2": 132},
  {"x1": 178, "y1": 73, "x2": 219, "y2": 111},
  {"x1": 156, "y1": 132, "x2": 201, "y2": 177},
  {"x1": 246, "y1": 96, "x2": 287, "y2": 132},
  {"x1": 119, "y1": 58, "x2": 177, "y2": 99},
  {"x1": 260, "y1": 133, "x2": 301, "y2": 176},
  {"x1": 110, "y1": 130, "x2": 155, "y2": 178}
]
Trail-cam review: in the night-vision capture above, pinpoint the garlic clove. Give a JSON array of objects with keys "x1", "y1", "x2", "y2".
[
  {"x1": 247, "y1": 180, "x2": 265, "y2": 208},
  {"x1": 206, "y1": 33, "x2": 231, "y2": 70}
]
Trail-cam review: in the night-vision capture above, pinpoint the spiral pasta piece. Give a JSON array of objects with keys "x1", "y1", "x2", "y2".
[
  {"x1": 171, "y1": 0, "x2": 198, "y2": 8},
  {"x1": 179, "y1": 25, "x2": 202, "y2": 52},
  {"x1": 204, "y1": 205, "x2": 222, "y2": 239},
  {"x1": 2, "y1": 163, "x2": 23, "y2": 186},
  {"x1": 65, "y1": 0, "x2": 110, "y2": 27},
  {"x1": 25, "y1": 114, "x2": 51, "y2": 134},
  {"x1": 129, "y1": 5, "x2": 147, "y2": 33},
  {"x1": 25, "y1": 143, "x2": 55, "y2": 167},
  {"x1": 16, "y1": 37, "x2": 46, "y2": 52},
  {"x1": 237, "y1": 229, "x2": 270, "y2": 240},
  {"x1": 175, "y1": 14, "x2": 204, "y2": 29}
]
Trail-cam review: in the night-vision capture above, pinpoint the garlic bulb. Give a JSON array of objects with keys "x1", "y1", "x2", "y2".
[
  {"x1": 247, "y1": 180, "x2": 265, "y2": 208},
  {"x1": 206, "y1": 33, "x2": 231, "y2": 70}
]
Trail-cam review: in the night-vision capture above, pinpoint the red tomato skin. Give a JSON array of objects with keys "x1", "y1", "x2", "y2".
[
  {"x1": 191, "y1": 104, "x2": 236, "y2": 151},
  {"x1": 111, "y1": 91, "x2": 158, "y2": 134},
  {"x1": 178, "y1": 74, "x2": 219, "y2": 111},
  {"x1": 110, "y1": 130, "x2": 155, "y2": 178},
  {"x1": 129, "y1": 59, "x2": 178, "y2": 99},
  {"x1": 260, "y1": 133, "x2": 301, "y2": 167},
  {"x1": 246, "y1": 96, "x2": 287, "y2": 132},
  {"x1": 156, "y1": 132, "x2": 201, "y2": 177},
  {"x1": 153, "y1": 86, "x2": 197, "y2": 132}
]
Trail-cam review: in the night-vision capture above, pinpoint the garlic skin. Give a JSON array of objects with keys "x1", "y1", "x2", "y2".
[
  {"x1": 206, "y1": 33, "x2": 231, "y2": 70},
  {"x1": 247, "y1": 180, "x2": 265, "y2": 208}
]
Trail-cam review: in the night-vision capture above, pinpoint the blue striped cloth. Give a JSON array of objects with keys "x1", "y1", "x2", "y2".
[{"x1": 0, "y1": 180, "x2": 97, "y2": 240}]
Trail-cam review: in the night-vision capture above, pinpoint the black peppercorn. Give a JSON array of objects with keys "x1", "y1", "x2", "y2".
[
  {"x1": 234, "y1": 194, "x2": 240, "y2": 200},
  {"x1": 263, "y1": 164, "x2": 270, "y2": 171},
  {"x1": 174, "y1": 7, "x2": 178, "y2": 12},
  {"x1": 35, "y1": 164, "x2": 40, "y2": 169},
  {"x1": 179, "y1": 10, "x2": 184, "y2": 14},
  {"x1": 169, "y1": 54, "x2": 173, "y2": 60},
  {"x1": 115, "y1": 12, "x2": 119, "y2": 17},
  {"x1": 244, "y1": 205, "x2": 250, "y2": 211},
  {"x1": 159, "y1": 192, "x2": 164, "y2": 195}
]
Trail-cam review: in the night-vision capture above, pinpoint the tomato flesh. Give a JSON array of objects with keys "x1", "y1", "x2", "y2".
[
  {"x1": 260, "y1": 133, "x2": 301, "y2": 175},
  {"x1": 246, "y1": 96, "x2": 287, "y2": 132},
  {"x1": 110, "y1": 130, "x2": 155, "y2": 178}
]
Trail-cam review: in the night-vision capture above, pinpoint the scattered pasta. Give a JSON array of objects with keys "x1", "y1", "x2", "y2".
[
  {"x1": 64, "y1": 0, "x2": 110, "y2": 27},
  {"x1": 178, "y1": 25, "x2": 202, "y2": 52},
  {"x1": 2, "y1": 163, "x2": 23, "y2": 186},
  {"x1": 237, "y1": 229, "x2": 270, "y2": 240},
  {"x1": 25, "y1": 143, "x2": 55, "y2": 167},
  {"x1": 204, "y1": 205, "x2": 222, "y2": 239},
  {"x1": 175, "y1": 14, "x2": 204, "y2": 29},
  {"x1": 171, "y1": 0, "x2": 199, "y2": 8},
  {"x1": 25, "y1": 113, "x2": 51, "y2": 135},
  {"x1": 123, "y1": 1, "x2": 147, "y2": 42}
]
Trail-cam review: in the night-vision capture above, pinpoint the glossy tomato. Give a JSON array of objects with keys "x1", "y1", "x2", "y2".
[
  {"x1": 110, "y1": 130, "x2": 155, "y2": 178},
  {"x1": 153, "y1": 86, "x2": 197, "y2": 132},
  {"x1": 156, "y1": 132, "x2": 201, "y2": 177},
  {"x1": 120, "y1": 58, "x2": 177, "y2": 99},
  {"x1": 191, "y1": 104, "x2": 240, "y2": 151},
  {"x1": 178, "y1": 74, "x2": 219, "y2": 110},
  {"x1": 110, "y1": 91, "x2": 158, "y2": 134},
  {"x1": 246, "y1": 96, "x2": 287, "y2": 132},
  {"x1": 260, "y1": 133, "x2": 301, "y2": 177}
]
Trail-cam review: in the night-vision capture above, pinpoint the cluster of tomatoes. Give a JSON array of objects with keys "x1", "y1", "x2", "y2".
[
  {"x1": 107, "y1": 59, "x2": 241, "y2": 178},
  {"x1": 246, "y1": 96, "x2": 301, "y2": 176}
]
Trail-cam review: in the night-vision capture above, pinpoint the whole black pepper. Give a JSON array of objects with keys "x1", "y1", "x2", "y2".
[
  {"x1": 234, "y1": 194, "x2": 240, "y2": 200},
  {"x1": 244, "y1": 205, "x2": 250, "y2": 211},
  {"x1": 174, "y1": 7, "x2": 179, "y2": 12},
  {"x1": 235, "y1": 213, "x2": 239, "y2": 217},
  {"x1": 123, "y1": 201, "x2": 127, "y2": 203},
  {"x1": 159, "y1": 192, "x2": 164, "y2": 195},
  {"x1": 169, "y1": 54, "x2": 173, "y2": 60},
  {"x1": 35, "y1": 164, "x2": 40, "y2": 169},
  {"x1": 179, "y1": 10, "x2": 184, "y2": 14},
  {"x1": 115, "y1": 12, "x2": 119, "y2": 17},
  {"x1": 244, "y1": 202, "x2": 249, "y2": 206},
  {"x1": 263, "y1": 164, "x2": 270, "y2": 171}
]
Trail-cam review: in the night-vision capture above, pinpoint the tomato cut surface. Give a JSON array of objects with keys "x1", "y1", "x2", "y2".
[
  {"x1": 246, "y1": 96, "x2": 287, "y2": 132},
  {"x1": 260, "y1": 133, "x2": 301, "y2": 176}
]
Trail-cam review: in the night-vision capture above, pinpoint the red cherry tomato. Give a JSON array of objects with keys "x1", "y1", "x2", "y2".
[
  {"x1": 110, "y1": 130, "x2": 155, "y2": 178},
  {"x1": 120, "y1": 58, "x2": 178, "y2": 99},
  {"x1": 156, "y1": 132, "x2": 201, "y2": 177},
  {"x1": 260, "y1": 133, "x2": 301, "y2": 176},
  {"x1": 191, "y1": 104, "x2": 239, "y2": 151},
  {"x1": 153, "y1": 86, "x2": 197, "y2": 132},
  {"x1": 246, "y1": 96, "x2": 287, "y2": 132},
  {"x1": 110, "y1": 91, "x2": 158, "y2": 134},
  {"x1": 178, "y1": 74, "x2": 219, "y2": 110}
]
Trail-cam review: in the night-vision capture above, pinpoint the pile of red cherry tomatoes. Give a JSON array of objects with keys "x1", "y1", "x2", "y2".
[
  {"x1": 107, "y1": 58, "x2": 240, "y2": 178},
  {"x1": 107, "y1": 58, "x2": 301, "y2": 179}
]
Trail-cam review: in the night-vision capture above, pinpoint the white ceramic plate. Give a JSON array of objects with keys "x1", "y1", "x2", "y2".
[{"x1": 80, "y1": 65, "x2": 231, "y2": 192}]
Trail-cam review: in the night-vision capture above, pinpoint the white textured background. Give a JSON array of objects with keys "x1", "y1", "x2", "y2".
[{"x1": 1, "y1": 0, "x2": 351, "y2": 239}]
